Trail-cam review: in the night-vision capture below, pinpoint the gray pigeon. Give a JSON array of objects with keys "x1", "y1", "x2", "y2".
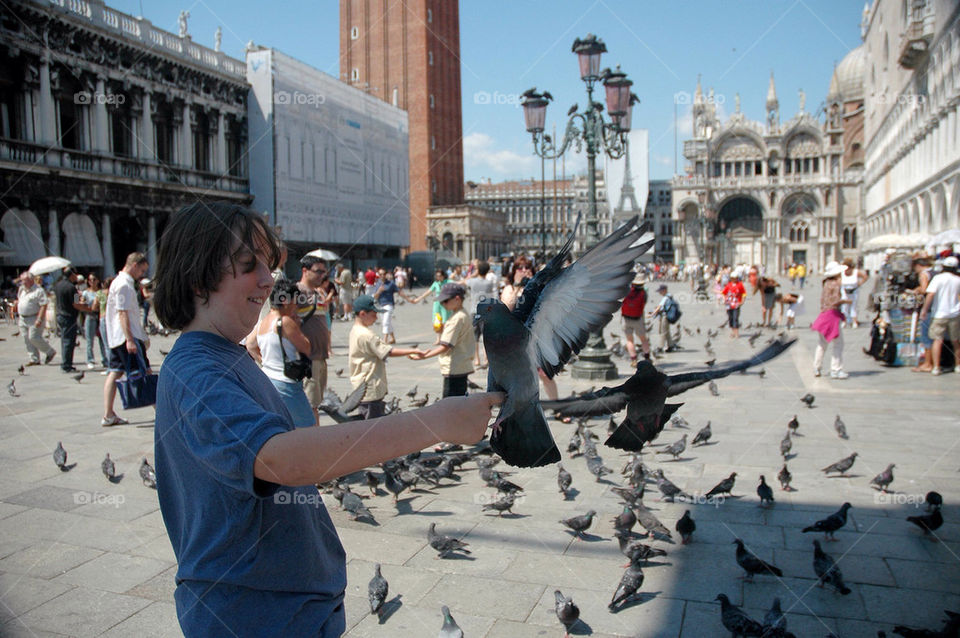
[
  {"x1": 481, "y1": 492, "x2": 516, "y2": 516},
  {"x1": 733, "y1": 539, "x2": 783, "y2": 581},
  {"x1": 654, "y1": 470, "x2": 691, "y2": 502},
  {"x1": 101, "y1": 453, "x2": 116, "y2": 480},
  {"x1": 7, "y1": 379, "x2": 16, "y2": 396},
  {"x1": 757, "y1": 475, "x2": 774, "y2": 507},
  {"x1": 676, "y1": 510, "x2": 696, "y2": 544},
  {"x1": 656, "y1": 434, "x2": 687, "y2": 460},
  {"x1": 608, "y1": 558, "x2": 644, "y2": 610},
  {"x1": 870, "y1": 464, "x2": 895, "y2": 492},
  {"x1": 342, "y1": 490, "x2": 374, "y2": 521},
  {"x1": 615, "y1": 532, "x2": 667, "y2": 566},
  {"x1": 428, "y1": 523, "x2": 471, "y2": 558},
  {"x1": 708, "y1": 381, "x2": 719, "y2": 396},
  {"x1": 777, "y1": 464, "x2": 792, "y2": 491},
  {"x1": 139, "y1": 457, "x2": 157, "y2": 488},
  {"x1": 762, "y1": 597, "x2": 787, "y2": 635},
  {"x1": 800, "y1": 393, "x2": 815, "y2": 408},
  {"x1": 611, "y1": 505, "x2": 636, "y2": 535},
  {"x1": 691, "y1": 421, "x2": 712, "y2": 445},
  {"x1": 405, "y1": 385, "x2": 418, "y2": 398},
  {"x1": 554, "y1": 590, "x2": 580, "y2": 637},
  {"x1": 802, "y1": 503, "x2": 852, "y2": 540},
  {"x1": 822, "y1": 453, "x2": 857, "y2": 476},
  {"x1": 474, "y1": 216, "x2": 654, "y2": 467},
  {"x1": 780, "y1": 431, "x2": 792, "y2": 458},
  {"x1": 560, "y1": 510, "x2": 597, "y2": 538},
  {"x1": 834, "y1": 414, "x2": 848, "y2": 439},
  {"x1": 439, "y1": 605, "x2": 464, "y2": 638},
  {"x1": 634, "y1": 502, "x2": 672, "y2": 540},
  {"x1": 716, "y1": 593, "x2": 764, "y2": 637},
  {"x1": 586, "y1": 454, "x2": 612, "y2": 482},
  {"x1": 566, "y1": 429, "x2": 582, "y2": 457},
  {"x1": 706, "y1": 472, "x2": 737, "y2": 498},
  {"x1": 812, "y1": 540, "x2": 851, "y2": 594},
  {"x1": 557, "y1": 463, "x2": 572, "y2": 496},
  {"x1": 368, "y1": 563, "x2": 388, "y2": 616},
  {"x1": 53, "y1": 442, "x2": 68, "y2": 471}
]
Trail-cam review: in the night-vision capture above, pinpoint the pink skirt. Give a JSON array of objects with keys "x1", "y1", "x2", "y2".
[{"x1": 811, "y1": 308, "x2": 844, "y2": 342}]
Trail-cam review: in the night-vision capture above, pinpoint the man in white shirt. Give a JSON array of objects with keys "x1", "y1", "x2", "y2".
[
  {"x1": 920, "y1": 255, "x2": 960, "y2": 376},
  {"x1": 13, "y1": 271, "x2": 56, "y2": 365},
  {"x1": 102, "y1": 252, "x2": 151, "y2": 425}
]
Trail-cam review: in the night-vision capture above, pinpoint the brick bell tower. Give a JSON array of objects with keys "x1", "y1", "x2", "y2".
[{"x1": 340, "y1": 0, "x2": 465, "y2": 252}]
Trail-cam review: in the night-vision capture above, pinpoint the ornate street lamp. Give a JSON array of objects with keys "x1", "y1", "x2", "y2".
[{"x1": 520, "y1": 34, "x2": 640, "y2": 380}]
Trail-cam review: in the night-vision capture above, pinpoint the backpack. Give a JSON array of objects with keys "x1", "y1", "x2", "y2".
[{"x1": 664, "y1": 296, "x2": 682, "y2": 324}]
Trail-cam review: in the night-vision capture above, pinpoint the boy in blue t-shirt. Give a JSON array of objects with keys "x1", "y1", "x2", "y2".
[{"x1": 151, "y1": 202, "x2": 502, "y2": 637}]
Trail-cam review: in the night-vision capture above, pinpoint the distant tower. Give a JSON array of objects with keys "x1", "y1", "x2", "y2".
[
  {"x1": 616, "y1": 139, "x2": 639, "y2": 213},
  {"x1": 692, "y1": 74, "x2": 706, "y2": 138},
  {"x1": 340, "y1": 0, "x2": 464, "y2": 251},
  {"x1": 766, "y1": 71, "x2": 779, "y2": 132}
]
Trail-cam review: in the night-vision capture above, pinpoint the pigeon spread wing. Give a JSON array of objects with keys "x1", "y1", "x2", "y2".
[
  {"x1": 341, "y1": 383, "x2": 368, "y2": 414},
  {"x1": 665, "y1": 337, "x2": 796, "y2": 396},
  {"x1": 519, "y1": 218, "x2": 654, "y2": 378}
]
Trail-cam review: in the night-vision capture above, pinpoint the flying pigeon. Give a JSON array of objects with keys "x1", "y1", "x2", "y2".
[
  {"x1": 706, "y1": 472, "x2": 737, "y2": 498},
  {"x1": 439, "y1": 605, "x2": 464, "y2": 638},
  {"x1": 870, "y1": 464, "x2": 895, "y2": 492},
  {"x1": 800, "y1": 393, "x2": 815, "y2": 408},
  {"x1": 834, "y1": 414, "x2": 848, "y2": 439},
  {"x1": 475, "y1": 215, "x2": 654, "y2": 466},
  {"x1": 757, "y1": 475, "x2": 774, "y2": 507},
  {"x1": 554, "y1": 590, "x2": 580, "y2": 638},
  {"x1": 428, "y1": 523, "x2": 471, "y2": 558},
  {"x1": 813, "y1": 540, "x2": 851, "y2": 594},
  {"x1": 656, "y1": 434, "x2": 687, "y2": 460},
  {"x1": 802, "y1": 503, "x2": 852, "y2": 540},
  {"x1": 691, "y1": 421, "x2": 712, "y2": 445},
  {"x1": 777, "y1": 464, "x2": 792, "y2": 491},
  {"x1": 368, "y1": 563, "x2": 389, "y2": 616},
  {"x1": 822, "y1": 453, "x2": 858, "y2": 476},
  {"x1": 708, "y1": 381, "x2": 719, "y2": 396},
  {"x1": 676, "y1": 510, "x2": 696, "y2": 544},
  {"x1": 560, "y1": 510, "x2": 597, "y2": 539},
  {"x1": 609, "y1": 557, "x2": 644, "y2": 610},
  {"x1": 762, "y1": 597, "x2": 787, "y2": 636},
  {"x1": 139, "y1": 458, "x2": 157, "y2": 488},
  {"x1": 733, "y1": 539, "x2": 783, "y2": 581},
  {"x1": 101, "y1": 453, "x2": 116, "y2": 480},
  {"x1": 53, "y1": 442, "x2": 69, "y2": 471},
  {"x1": 716, "y1": 593, "x2": 764, "y2": 637},
  {"x1": 907, "y1": 506, "x2": 943, "y2": 537}
]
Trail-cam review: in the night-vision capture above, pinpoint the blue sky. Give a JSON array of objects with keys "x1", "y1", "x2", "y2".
[{"x1": 109, "y1": 0, "x2": 866, "y2": 182}]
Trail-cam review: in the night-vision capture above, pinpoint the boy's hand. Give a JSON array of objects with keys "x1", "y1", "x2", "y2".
[
  {"x1": 408, "y1": 351, "x2": 424, "y2": 360},
  {"x1": 430, "y1": 392, "x2": 504, "y2": 445}
]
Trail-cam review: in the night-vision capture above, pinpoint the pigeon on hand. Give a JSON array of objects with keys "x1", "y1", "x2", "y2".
[
  {"x1": 368, "y1": 563, "x2": 389, "y2": 616},
  {"x1": 813, "y1": 540, "x2": 851, "y2": 594},
  {"x1": 925, "y1": 491, "x2": 943, "y2": 512},
  {"x1": 870, "y1": 464, "x2": 895, "y2": 493},
  {"x1": 691, "y1": 421, "x2": 712, "y2": 446},
  {"x1": 834, "y1": 414, "x2": 848, "y2": 439},
  {"x1": 676, "y1": 510, "x2": 696, "y2": 544},
  {"x1": 822, "y1": 453, "x2": 857, "y2": 476},
  {"x1": 757, "y1": 475, "x2": 774, "y2": 507},
  {"x1": 554, "y1": 590, "x2": 580, "y2": 638},
  {"x1": 559, "y1": 510, "x2": 596, "y2": 539},
  {"x1": 53, "y1": 442, "x2": 69, "y2": 471},
  {"x1": 475, "y1": 215, "x2": 654, "y2": 467},
  {"x1": 716, "y1": 593, "x2": 764, "y2": 637},
  {"x1": 907, "y1": 506, "x2": 943, "y2": 537},
  {"x1": 101, "y1": 453, "x2": 116, "y2": 481},
  {"x1": 428, "y1": 523, "x2": 471, "y2": 558},
  {"x1": 762, "y1": 597, "x2": 787, "y2": 635},
  {"x1": 611, "y1": 505, "x2": 637, "y2": 535},
  {"x1": 609, "y1": 557, "x2": 644, "y2": 610},
  {"x1": 800, "y1": 393, "x2": 815, "y2": 408},
  {"x1": 139, "y1": 458, "x2": 157, "y2": 488},
  {"x1": 780, "y1": 431, "x2": 792, "y2": 459},
  {"x1": 557, "y1": 463, "x2": 572, "y2": 496},
  {"x1": 706, "y1": 472, "x2": 737, "y2": 498},
  {"x1": 802, "y1": 503, "x2": 852, "y2": 540},
  {"x1": 439, "y1": 605, "x2": 464, "y2": 638},
  {"x1": 656, "y1": 434, "x2": 687, "y2": 460},
  {"x1": 787, "y1": 415, "x2": 799, "y2": 434},
  {"x1": 734, "y1": 539, "x2": 783, "y2": 581},
  {"x1": 777, "y1": 464, "x2": 792, "y2": 491},
  {"x1": 708, "y1": 381, "x2": 719, "y2": 396}
]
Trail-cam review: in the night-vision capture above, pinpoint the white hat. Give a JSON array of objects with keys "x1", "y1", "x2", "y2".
[
  {"x1": 942, "y1": 256, "x2": 959, "y2": 271},
  {"x1": 632, "y1": 273, "x2": 648, "y2": 285},
  {"x1": 822, "y1": 261, "x2": 845, "y2": 278}
]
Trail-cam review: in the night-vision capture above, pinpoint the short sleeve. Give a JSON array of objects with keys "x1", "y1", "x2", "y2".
[
  {"x1": 115, "y1": 284, "x2": 137, "y2": 312},
  {"x1": 439, "y1": 315, "x2": 458, "y2": 346},
  {"x1": 926, "y1": 276, "x2": 940, "y2": 295},
  {"x1": 362, "y1": 330, "x2": 392, "y2": 361}
]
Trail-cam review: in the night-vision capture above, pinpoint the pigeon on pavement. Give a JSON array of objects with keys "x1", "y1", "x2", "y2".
[
  {"x1": 780, "y1": 431, "x2": 792, "y2": 459},
  {"x1": 101, "y1": 453, "x2": 116, "y2": 481},
  {"x1": 813, "y1": 540, "x2": 851, "y2": 594},
  {"x1": 708, "y1": 381, "x2": 719, "y2": 396},
  {"x1": 475, "y1": 215, "x2": 654, "y2": 467},
  {"x1": 925, "y1": 491, "x2": 943, "y2": 512},
  {"x1": 706, "y1": 473, "x2": 737, "y2": 498},
  {"x1": 7, "y1": 379, "x2": 17, "y2": 396},
  {"x1": 800, "y1": 393, "x2": 815, "y2": 408},
  {"x1": 560, "y1": 510, "x2": 597, "y2": 539},
  {"x1": 822, "y1": 453, "x2": 858, "y2": 476},
  {"x1": 870, "y1": 464, "x2": 895, "y2": 492},
  {"x1": 139, "y1": 458, "x2": 157, "y2": 488},
  {"x1": 428, "y1": 523, "x2": 471, "y2": 558},
  {"x1": 734, "y1": 539, "x2": 783, "y2": 581},
  {"x1": 716, "y1": 593, "x2": 764, "y2": 637},
  {"x1": 405, "y1": 385, "x2": 418, "y2": 398},
  {"x1": 53, "y1": 442, "x2": 69, "y2": 471},
  {"x1": 787, "y1": 415, "x2": 799, "y2": 434},
  {"x1": 634, "y1": 502, "x2": 672, "y2": 540},
  {"x1": 557, "y1": 463, "x2": 572, "y2": 497},
  {"x1": 611, "y1": 505, "x2": 637, "y2": 535},
  {"x1": 802, "y1": 503, "x2": 852, "y2": 540},
  {"x1": 676, "y1": 510, "x2": 696, "y2": 544},
  {"x1": 757, "y1": 475, "x2": 775, "y2": 507},
  {"x1": 653, "y1": 469, "x2": 692, "y2": 502},
  {"x1": 656, "y1": 434, "x2": 687, "y2": 460},
  {"x1": 341, "y1": 490, "x2": 374, "y2": 521},
  {"x1": 777, "y1": 464, "x2": 792, "y2": 491},
  {"x1": 439, "y1": 605, "x2": 464, "y2": 638},
  {"x1": 554, "y1": 590, "x2": 580, "y2": 638},
  {"x1": 481, "y1": 492, "x2": 517, "y2": 516},
  {"x1": 834, "y1": 414, "x2": 848, "y2": 439},
  {"x1": 17, "y1": 365, "x2": 24, "y2": 375},
  {"x1": 72, "y1": 371, "x2": 84, "y2": 383},
  {"x1": 691, "y1": 421, "x2": 712, "y2": 446},
  {"x1": 368, "y1": 563, "x2": 388, "y2": 616},
  {"x1": 608, "y1": 558, "x2": 644, "y2": 610},
  {"x1": 615, "y1": 532, "x2": 667, "y2": 565},
  {"x1": 586, "y1": 454, "x2": 612, "y2": 482},
  {"x1": 907, "y1": 506, "x2": 943, "y2": 537},
  {"x1": 763, "y1": 597, "x2": 787, "y2": 636}
]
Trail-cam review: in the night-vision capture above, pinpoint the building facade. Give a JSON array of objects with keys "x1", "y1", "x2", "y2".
[
  {"x1": 0, "y1": 0, "x2": 250, "y2": 275},
  {"x1": 340, "y1": 0, "x2": 464, "y2": 252},
  {"x1": 246, "y1": 48, "x2": 409, "y2": 262},
  {"x1": 646, "y1": 180, "x2": 674, "y2": 262},
  {"x1": 672, "y1": 71, "x2": 862, "y2": 274},
  {"x1": 860, "y1": 0, "x2": 960, "y2": 269},
  {"x1": 425, "y1": 204, "x2": 507, "y2": 263}
]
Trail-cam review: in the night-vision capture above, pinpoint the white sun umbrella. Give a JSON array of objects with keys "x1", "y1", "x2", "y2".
[
  {"x1": 28, "y1": 256, "x2": 71, "y2": 276},
  {"x1": 305, "y1": 248, "x2": 340, "y2": 261},
  {"x1": 930, "y1": 228, "x2": 960, "y2": 245}
]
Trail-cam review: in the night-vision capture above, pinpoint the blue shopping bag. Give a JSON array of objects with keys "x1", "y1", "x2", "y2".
[{"x1": 115, "y1": 343, "x2": 158, "y2": 409}]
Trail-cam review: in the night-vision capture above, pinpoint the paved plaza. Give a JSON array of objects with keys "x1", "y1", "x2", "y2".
[{"x1": 0, "y1": 278, "x2": 957, "y2": 637}]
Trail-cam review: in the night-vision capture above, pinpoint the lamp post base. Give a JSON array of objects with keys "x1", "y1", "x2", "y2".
[{"x1": 570, "y1": 330, "x2": 619, "y2": 380}]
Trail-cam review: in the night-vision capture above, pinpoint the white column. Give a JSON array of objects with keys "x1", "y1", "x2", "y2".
[
  {"x1": 102, "y1": 213, "x2": 115, "y2": 276},
  {"x1": 38, "y1": 52, "x2": 55, "y2": 145},
  {"x1": 180, "y1": 101, "x2": 192, "y2": 168},
  {"x1": 146, "y1": 214, "x2": 157, "y2": 276},
  {"x1": 93, "y1": 76, "x2": 109, "y2": 152},
  {"x1": 217, "y1": 110, "x2": 227, "y2": 175},
  {"x1": 48, "y1": 209, "x2": 60, "y2": 255},
  {"x1": 139, "y1": 90, "x2": 153, "y2": 161}
]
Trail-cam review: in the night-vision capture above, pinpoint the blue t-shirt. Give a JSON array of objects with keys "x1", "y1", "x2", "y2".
[
  {"x1": 155, "y1": 331, "x2": 346, "y2": 637},
  {"x1": 377, "y1": 280, "x2": 398, "y2": 306}
]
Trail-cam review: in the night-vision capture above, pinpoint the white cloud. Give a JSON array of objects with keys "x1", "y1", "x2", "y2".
[
  {"x1": 653, "y1": 155, "x2": 672, "y2": 166},
  {"x1": 463, "y1": 133, "x2": 537, "y2": 179}
]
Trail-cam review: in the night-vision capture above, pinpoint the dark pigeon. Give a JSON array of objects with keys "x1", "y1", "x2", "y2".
[
  {"x1": 716, "y1": 593, "x2": 764, "y2": 637},
  {"x1": 925, "y1": 491, "x2": 943, "y2": 511},
  {"x1": 762, "y1": 597, "x2": 787, "y2": 636},
  {"x1": 800, "y1": 393, "x2": 815, "y2": 408},
  {"x1": 554, "y1": 590, "x2": 580, "y2": 637},
  {"x1": 368, "y1": 563, "x2": 388, "y2": 616},
  {"x1": 72, "y1": 371, "x2": 84, "y2": 383},
  {"x1": 757, "y1": 475, "x2": 774, "y2": 507},
  {"x1": 870, "y1": 464, "x2": 895, "y2": 492},
  {"x1": 139, "y1": 457, "x2": 157, "y2": 489},
  {"x1": 907, "y1": 507, "x2": 943, "y2": 537},
  {"x1": 611, "y1": 505, "x2": 636, "y2": 535},
  {"x1": 777, "y1": 464, "x2": 792, "y2": 491},
  {"x1": 428, "y1": 523, "x2": 471, "y2": 558},
  {"x1": 439, "y1": 605, "x2": 464, "y2": 638},
  {"x1": 560, "y1": 510, "x2": 596, "y2": 538},
  {"x1": 734, "y1": 539, "x2": 783, "y2": 581},
  {"x1": 692, "y1": 421, "x2": 712, "y2": 445},
  {"x1": 365, "y1": 470, "x2": 380, "y2": 496},
  {"x1": 708, "y1": 381, "x2": 719, "y2": 396},
  {"x1": 609, "y1": 558, "x2": 644, "y2": 610},
  {"x1": 834, "y1": 414, "x2": 848, "y2": 439},
  {"x1": 787, "y1": 415, "x2": 799, "y2": 434},
  {"x1": 706, "y1": 472, "x2": 737, "y2": 498},
  {"x1": 813, "y1": 540, "x2": 851, "y2": 594},
  {"x1": 382, "y1": 468, "x2": 407, "y2": 503},
  {"x1": 475, "y1": 215, "x2": 654, "y2": 467},
  {"x1": 822, "y1": 453, "x2": 858, "y2": 476},
  {"x1": 802, "y1": 503, "x2": 852, "y2": 540},
  {"x1": 615, "y1": 532, "x2": 667, "y2": 566},
  {"x1": 676, "y1": 510, "x2": 696, "y2": 544}
]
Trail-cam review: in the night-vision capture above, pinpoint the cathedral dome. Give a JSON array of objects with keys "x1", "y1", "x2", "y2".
[{"x1": 829, "y1": 45, "x2": 865, "y2": 101}]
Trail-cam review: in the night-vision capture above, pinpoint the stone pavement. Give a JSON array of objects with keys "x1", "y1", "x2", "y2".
[{"x1": 0, "y1": 278, "x2": 957, "y2": 637}]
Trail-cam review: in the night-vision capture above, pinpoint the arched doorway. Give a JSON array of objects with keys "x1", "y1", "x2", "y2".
[{"x1": 716, "y1": 197, "x2": 763, "y2": 266}]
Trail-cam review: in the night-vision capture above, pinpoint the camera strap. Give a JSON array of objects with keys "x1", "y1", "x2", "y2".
[{"x1": 275, "y1": 319, "x2": 292, "y2": 365}]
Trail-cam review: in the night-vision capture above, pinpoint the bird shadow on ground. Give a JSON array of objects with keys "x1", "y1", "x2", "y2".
[
  {"x1": 108, "y1": 474, "x2": 124, "y2": 484},
  {"x1": 484, "y1": 512, "x2": 530, "y2": 519},
  {"x1": 847, "y1": 370, "x2": 883, "y2": 378},
  {"x1": 567, "y1": 532, "x2": 608, "y2": 543},
  {"x1": 609, "y1": 590, "x2": 661, "y2": 614},
  {"x1": 592, "y1": 477, "x2": 618, "y2": 486},
  {"x1": 378, "y1": 595, "x2": 403, "y2": 624},
  {"x1": 692, "y1": 441, "x2": 717, "y2": 447},
  {"x1": 568, "y1": 617, "x2": 595, "y2": 635},
  {"x1": 783, "y1": 453, "x2": 797, "y2": 461},
  {"x1": 437, "y1": 552, "x2": 475, "y2": 561},
  {"x1": 59, "y1": 463, "x2": 77, "y2": 472},
  {"x1": 133, "y1": 420, "x2": 156, "y2": 428},
  {"x1": 563, "y1": 488, "x2": 581, "y2": 501},
  {"x1": 826, "y1": 474, "x2": 863, "y2": 479},
  {"x1": 354, "y1": 516, "x2": 381, "y2": 527},
  {"x1": 664, "y1": 457, "x2": 697, "y2": 463},
  {"x1": 392, "y1": 497, "x2": 421, "y2": 515}
]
